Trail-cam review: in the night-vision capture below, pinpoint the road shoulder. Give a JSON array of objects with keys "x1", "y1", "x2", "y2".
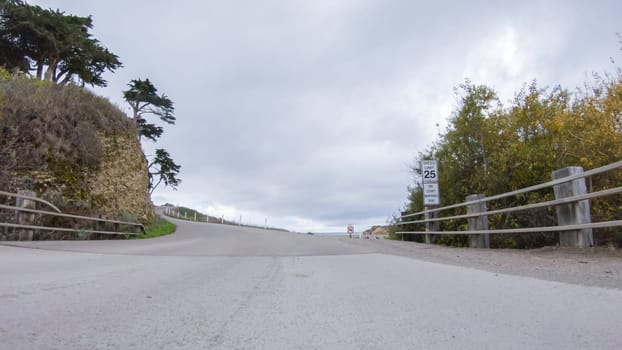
[{"x1": 339, "y1": 237, "x2": 622, "y2": 289}]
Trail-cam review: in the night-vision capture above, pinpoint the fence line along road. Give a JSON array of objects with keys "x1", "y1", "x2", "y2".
[
  {"x1": 396, "y1": 161, "x2": 622, "y2": 248},
  {"x1": 0, "y1": 190, "x2": 145, "y2": 240}
]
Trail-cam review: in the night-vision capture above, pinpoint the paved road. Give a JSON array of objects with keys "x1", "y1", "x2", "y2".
[{"x1": 1, "y1": 216, "x2": 621, "y2": 349}]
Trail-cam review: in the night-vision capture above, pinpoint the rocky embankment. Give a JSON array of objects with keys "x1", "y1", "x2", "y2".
[{"x1": 0, "y1": 77, "x2": 154, "y2": 228}]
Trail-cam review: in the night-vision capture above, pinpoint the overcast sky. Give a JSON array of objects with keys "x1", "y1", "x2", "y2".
[{"x1": 31, "y1": 1, "x2": 621, "y2": 232}]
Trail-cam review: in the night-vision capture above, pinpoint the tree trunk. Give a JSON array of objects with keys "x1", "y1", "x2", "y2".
[
  {"x1": 44, "y1": 59, "x2": 58, "y2": 81},
  {"x1": 36, "y1": 62, "x2": 44, "y2": 80}
]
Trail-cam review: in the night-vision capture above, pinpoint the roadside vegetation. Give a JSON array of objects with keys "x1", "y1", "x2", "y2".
[
  {"x1": 400, "y1": 45, "x2": 622, "y2": 249},
  {"x1": 0, "y1": 72, "x2": 133, "y2": 193},
  {"x1": 137, "y1": 218, "x2": 176, "y2": 239},
  {"x1": 0, "y1": 1, "x2": 181, "y2": 236},
  {"x1": 0, "y1": 0, "x2": 182, "y2": 197}
]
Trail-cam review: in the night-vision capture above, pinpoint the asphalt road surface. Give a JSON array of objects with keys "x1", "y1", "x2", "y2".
[{"x1": 1, "y1": 216, "x2": 621, "y2": 350}]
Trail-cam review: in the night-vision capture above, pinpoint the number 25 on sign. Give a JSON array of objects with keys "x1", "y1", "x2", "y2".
[{"x1": 421, "y1": 160, "x2": 438, "y2": 184}]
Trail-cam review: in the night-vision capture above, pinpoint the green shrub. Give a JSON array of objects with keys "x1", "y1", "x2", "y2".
[{"x1": 137, "y1": 218, "x2": 176, "y2": 239}]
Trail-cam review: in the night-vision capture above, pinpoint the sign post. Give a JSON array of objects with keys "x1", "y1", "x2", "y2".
[{"x1": 421, "y1": 160, "x2": 440, "y2": 243}]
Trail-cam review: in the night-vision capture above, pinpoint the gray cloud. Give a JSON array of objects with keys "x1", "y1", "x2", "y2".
[{"x1": 31, "y1": 0, "x2": 622, "y2": 231}]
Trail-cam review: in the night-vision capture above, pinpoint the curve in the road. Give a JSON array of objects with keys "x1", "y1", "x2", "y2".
[{"x1": 1, "y1": 215, "x2": 377, "y2": 257}]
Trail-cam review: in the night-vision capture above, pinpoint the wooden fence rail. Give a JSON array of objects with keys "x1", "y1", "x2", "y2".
[
  {"x1": 0, "y1": 190, "x2": 145, "y2": 240},
  {"x1": 396, "y1": 162, "x2": 622, "y2": 248}
]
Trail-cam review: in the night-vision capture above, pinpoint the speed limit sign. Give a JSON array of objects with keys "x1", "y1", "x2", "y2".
[{"x1": 421, "y1": 160, "x2": 439, "y2": 205}]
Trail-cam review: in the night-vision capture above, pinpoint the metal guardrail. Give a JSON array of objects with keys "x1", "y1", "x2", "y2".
[
  {"x1": 0, "y1": 190, "x2": 145, "y2": 239},
  {"x1": 396, "y1": 161, "x2": 622, "y2": 236}
]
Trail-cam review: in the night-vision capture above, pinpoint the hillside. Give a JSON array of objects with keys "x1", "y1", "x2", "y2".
[
  {"x1": 0, "y1": 73, "x2": 155, "y2": 227},
  {"x1": 163, "y1": 204, "x2": 290, "y2": 232}
]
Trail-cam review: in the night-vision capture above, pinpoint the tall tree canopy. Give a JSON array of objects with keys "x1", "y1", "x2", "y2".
[
  {"x1": 403, "y1": 76, "x2": 622, "y2": 248},
  {"x1": 123, "y1": 78, "x2": 175, "y2": 141},
  {"x1": 124, "y1": 78, "x2": 181, "y2": 193},
  {"x1": 0, "y1": 0, "x2": 121, "y2": 86}
]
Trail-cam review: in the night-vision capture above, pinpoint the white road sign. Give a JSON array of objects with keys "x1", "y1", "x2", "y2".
[{"x1": 421, "y1": 160, "x2": 440, "y2": 206}]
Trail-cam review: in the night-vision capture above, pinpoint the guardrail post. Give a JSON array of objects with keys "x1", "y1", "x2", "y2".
[
  {"x1": 552, "y1": 167, "x2": 593, "y2": 248},
  {"x1": 16, "y1": 190, "x2": 36, "y2": 241},
  {"x1": 424, "y1": 206, "x2": 439, "y2": 244},
  {"x1": 96, "y1": 215, "x2": 105, "y2": 240},
  {"x1": 0, "y1": 211, "x2": 5, "y2": 238},
  {"x1": 466, "y1": 194, "x2": 489, "y2": 248}
]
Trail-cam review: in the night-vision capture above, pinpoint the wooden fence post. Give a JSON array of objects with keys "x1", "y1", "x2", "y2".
[
  {"x1": 424, "y1": 206, "x2": 439, "y2": 244},
  {"x1": 466, "y1": 194, "x2": 489, "y2": 248},
  {"x1": 96, "y1": 215, "x2": 105, "y2": 240},
  {"x1": 552, "y1": 167, "x2": 593, "y2": 248},
  {"x1": 16, "y1": 190, "x2": 36, "y2": 241}
]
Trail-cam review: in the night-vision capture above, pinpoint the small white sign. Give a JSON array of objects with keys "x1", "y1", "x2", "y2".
[
  {"x1": 421, "y1": 160, "x2": 438, "y2": 184},
  {"x1": 424, "y1": 196, "x2": 440, "y2": 205},
  {"x1": 423, "y1": 183, "x2": 439, "y2": 196}
]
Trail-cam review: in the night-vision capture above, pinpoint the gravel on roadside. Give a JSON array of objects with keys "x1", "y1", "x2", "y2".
[{"x1": 340, "y1": 237, "x2": 622, "y2": 290}]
